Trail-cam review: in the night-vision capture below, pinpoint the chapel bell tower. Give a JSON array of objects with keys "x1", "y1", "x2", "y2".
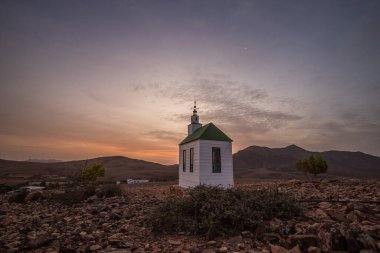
[{"x1": 188, "y1": 101, "x2": 202, "y2": 135}]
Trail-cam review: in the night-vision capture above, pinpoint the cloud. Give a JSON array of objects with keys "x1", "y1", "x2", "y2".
[
  {"x1": 135, "y1": 71, "x2": 380, "y2": 157},
  {"x1": 144, "y1": 130, "x2": 184, "y2": 142},
  {"x1": 154, "y1": 75, "x2": 303, "y2": 137},
  {"x1": 295, "y1": 109, "x2": 380, "y2": 155}
]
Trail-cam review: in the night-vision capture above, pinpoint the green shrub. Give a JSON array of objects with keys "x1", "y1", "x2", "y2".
[
  {"x1": 96, "y1": 184, "x2": 122, "y2": 198},
  {"x1": 295, "y1": 155, "x2": 328, "y2": 178},
  {"x1": 81, "y1": 163, "x2": 105, "y2": 182},
  {"x1": 147, "y1": 185, "x2": 302, "y2": 238}
]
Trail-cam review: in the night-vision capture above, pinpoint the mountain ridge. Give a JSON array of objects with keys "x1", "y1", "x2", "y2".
[
  {"x1": 1, "y1": 145, "x2": 379, "y2": 181},
  {"x1": 233, "y1": 144, "x2": 380, "y2": 179},
  {"x1": 0, "y1": 156, "x2": 178, "y2": 181}
]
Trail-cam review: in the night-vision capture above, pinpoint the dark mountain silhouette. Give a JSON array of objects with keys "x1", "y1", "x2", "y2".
[
  {"x1": 1, "y1": 145, "x2": 379, "y2": 182},
  {"x1": 0, "y1": 156, "x2": 177, "y2": 181},
  {"x1": 233, "y1": 145, "x2": 380, "y2": 179},
  {"x1": 25, "y1": 159, "x2": 63, "y2": 163}
]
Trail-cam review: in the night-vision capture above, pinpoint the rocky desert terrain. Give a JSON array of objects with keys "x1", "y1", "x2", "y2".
[{"x1": 0, "y1": 180, "x2": 379, "y2": 253}]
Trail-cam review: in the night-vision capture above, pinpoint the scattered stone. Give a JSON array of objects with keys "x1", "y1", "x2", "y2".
[
  {"x1": 227, "y1": 235, "x2": 242, "y2": 243},
  {"x1": 168, "y1": 239, "x2": 181, "y2": 246},
  {"x1": 59, "y1": 245, "x2": 76, "y2": 253},
  {"x1": 359, "y1": 250, "x2": 376, "y2": 253},
  {"x1": 207, "y1": 241, "x2": 217, "y2": 246},
  {"x1": 0, "y1": 180, "x2": 379, "y2": 253},
  {"x1": 331, "y1": 229, "x2": 347, "y2": 250},
  {"x1": 289, "y1": 234, "x2": 318, "y2": 251},
  {"x1": 288, "y1": 245, "x2": 301, "y2": 253},
  {"x1": 357, "y1": 233, "x2": 377, "y2": 250},
  {"x1": 108, "y1": 233, "x2": 124, "y2": 243},
  {"x1": 262, "y1": 233, "x2": 281, "y2": 243},
  {"x1": 25, "y1": 191, "x2": 42, "y2": 202},
  {"x1": 307, "y1": 246, "x2": 321, "y2": 253},
  {"x1": 90, "y1": 244, "x2": 102, "y2": 251},
  {"x1": 270, "y1": 244, "x2": 288, "y2": 253},
  {"x1": 218, "y1": 246, "x2": 228, "y2": 253},
  {"x1": 312, "y1": 209, "x2": 331, "y2": 221},
  {"x1": 28, "y1": 234, "x2": 53, "y2": 249},
  {"x1": 242, "y1": 231, "x2": 251, "y2": 237},
  {"x1": 115, "y1": 242, "x2": 133, "y2": 249}
]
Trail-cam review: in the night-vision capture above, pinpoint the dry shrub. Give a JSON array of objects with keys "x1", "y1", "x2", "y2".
[
  {"x1": 0, "y1": 184, "x2": 13, "y2": 194},
  {"x1": 147, "y1": 185, "x2": 302, "y2": 238},
  {"x1": 96, "y1": 184, "x2": 122, "y2": 198},
  {"x1": 8, "y1": 190, "x2": 28, "y2": 203},
  {"x1": 52, "y1": 185, "x2": 96, "y2": 205}
]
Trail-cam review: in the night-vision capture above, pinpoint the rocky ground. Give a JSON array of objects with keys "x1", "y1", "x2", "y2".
[{"x1": 0, "y1": 180, "x2": 379, "y2": 253}]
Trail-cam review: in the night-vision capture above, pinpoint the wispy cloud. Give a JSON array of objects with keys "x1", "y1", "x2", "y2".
[
  {"x1": 144, "y1": 130, "x2": 184, "y2": 142},
  {"x1": 149, "y1": 74, "x2": 303, "y2": 137},
  {"x1": 298, "y1": 110, "x2": 380, "y2": 153}
]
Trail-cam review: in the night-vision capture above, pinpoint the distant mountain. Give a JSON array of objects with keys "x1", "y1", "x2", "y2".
[
  {"x1": 233, "y1": 145, "x2": 380, "y2": 179},
  {"x1": 25, "y1": 159, "x2": 63, "y2": 163},
  {"x1": 0, "y1": 156, "x2": 177, "y2": 181},
  {"x1": 1, "y1": 145, "x2": 379, "y2": 182}
]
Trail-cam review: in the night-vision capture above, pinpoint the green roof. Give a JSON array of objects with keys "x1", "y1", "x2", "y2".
[{"x1": 179, "y1": 123, "x2": 233, "y2": 145}]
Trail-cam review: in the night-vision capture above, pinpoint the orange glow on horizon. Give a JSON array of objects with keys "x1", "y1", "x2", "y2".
[{"x1": 0, "y1": 134, "x2": 179, "y2": 165}]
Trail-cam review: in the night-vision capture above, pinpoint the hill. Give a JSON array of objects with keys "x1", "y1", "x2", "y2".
[
  {"x1": 25, "y1": 159, "x2": 63, "y2": 163},
  {"x1": 233, "y1": 144, "x2": 380, "y2": 179},
  {"x1": 1, "y1": 145, "x2": 379, "y2": 182},
  {"x1": 0, "y1": 156, "x2": 178, "y2": 181}
]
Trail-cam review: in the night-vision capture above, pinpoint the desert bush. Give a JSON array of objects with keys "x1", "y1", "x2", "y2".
[
  {"x1": 1, "y1": 182, "x2": 28, "y2": 194},
  {"x1": 46, "y1": 182, "x2": 60, "y2": 189},
  {"x1": 84, "y1": 184, "x2": 97, "y2": 196},
  {"x1": 296, "y1": 155, "x2": 328, "y2": 178},
  {"x1": 96, "y1": 184, "x2": 122, "y2": 198},
  {"x1": 0, "y1": 184, "x2": 13, "y2": 194},
  {"x1": 81, "y1": 163, "x2": 105, "y2": 182},
  {"x1": 8, "y1": 190, "x2": 29, "y2": 203},
  {"x1": 24, "y1": 191, "x2": 43, "y2": 202},
  {"x1": 52, "y1": 186, "x2": 96, "y2": 205},
  {"x1": 52, "y1": 189, "x2": 86, "y2": 205},
  {"x1": 147, "y1": 185, "x2": 302, "y2": 238}
]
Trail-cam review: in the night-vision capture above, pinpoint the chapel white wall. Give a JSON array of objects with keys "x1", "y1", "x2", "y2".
[
  {"x1": 198, "y1": 140, "x2": 234, "y2": 188},
  {"x1": 179, "y1": 140, "x2": 200, "y2": 188}
]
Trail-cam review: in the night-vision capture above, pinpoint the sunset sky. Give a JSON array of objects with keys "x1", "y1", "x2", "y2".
[{"x1": 1, "y1": 1, "x2": 380, "y2": 164}]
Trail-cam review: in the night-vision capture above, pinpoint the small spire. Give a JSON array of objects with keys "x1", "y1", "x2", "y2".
[
  {"x1": 193, "y1": 101, "x2": 198, "y2": 114},
  {"x1": 188, "y1": 101, "x2": 201, "y2": 134}
]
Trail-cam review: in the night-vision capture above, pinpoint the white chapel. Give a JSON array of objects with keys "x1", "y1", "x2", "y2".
[{"x1": 178, "y1": 102, "x2": 234, "y2": 188}]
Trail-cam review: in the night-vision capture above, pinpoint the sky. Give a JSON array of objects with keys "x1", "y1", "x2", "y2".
[{"x1": 0, "y1": 0, "x2": 380, "y2": 164}]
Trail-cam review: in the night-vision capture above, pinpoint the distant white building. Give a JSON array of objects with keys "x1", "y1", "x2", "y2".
[
  {"x1": 127, "y1": 179, "x2": 149, "y2": 184},
  {"x1": 179, "y1": 102, "x2": 234, "y2": 188},
  {"x1": 20, "y1": 186, "x2": 45, "y2": 192}
]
